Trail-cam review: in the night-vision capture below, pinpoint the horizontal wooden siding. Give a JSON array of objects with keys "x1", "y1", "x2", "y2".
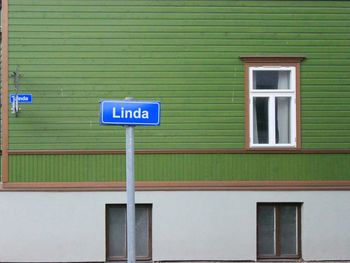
[{"x1": 7, "y1": 0, "x2": 350, "y2": 150}]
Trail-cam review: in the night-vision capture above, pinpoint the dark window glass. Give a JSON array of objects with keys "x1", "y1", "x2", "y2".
[
  {"x1": 253, "y1": 97, "x2": 269, "y2": 144},
  {"x1": 257, "y1": 206, "x2": 275, "y2": 255},
  {"x1": 254, "y1": 71, "x2": 279, "y2": 89},
  {"x1": 280, "y1": 206, "x2": 297, "y2": 255},
  {"x1": 253, "y1": 71, "x2": 290, "y2": 90},
  {"x1": 107, "y1": 206, "x2": 127, "y2": 258},
  {"x1": 135, "y1": 206, "x2": 151, "y2": 258}
]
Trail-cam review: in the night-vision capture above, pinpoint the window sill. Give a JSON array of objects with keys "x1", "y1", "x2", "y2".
[{"x1": 248, "y1": 147, "x2": 299, "y2": 151}]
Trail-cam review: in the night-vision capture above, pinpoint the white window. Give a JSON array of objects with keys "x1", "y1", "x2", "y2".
[{"x1": 249, "y1": 66, "x2": 297, "y2": 148}]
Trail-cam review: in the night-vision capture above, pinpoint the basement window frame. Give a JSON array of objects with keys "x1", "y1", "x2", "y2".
[
  {"x1": 240, "y1": 56, "x2": 305, "y2": 150},
  {"x1": 257, "y1": 202, "x2": 302, "y2": 260},
  {"x1": 106, "y1": 204, "x2": 152, "y2": 262}
]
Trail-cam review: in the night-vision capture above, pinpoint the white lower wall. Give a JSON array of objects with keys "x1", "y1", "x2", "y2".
[{"x1": 0, "y1": 190, "x2": 349, "y2": 262}]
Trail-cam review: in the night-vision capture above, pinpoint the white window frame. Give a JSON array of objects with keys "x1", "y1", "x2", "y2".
[{"x1": 249, "y1": 66, "x2": 297, "y2": 148}]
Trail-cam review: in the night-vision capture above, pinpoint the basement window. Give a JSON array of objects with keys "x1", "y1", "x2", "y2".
[
  {"x1": 106, "y1": 204, "x2": 152, "y2": 261},
  {"x1": 257, "y1": 203, "x2": 302, "y2": 259}
]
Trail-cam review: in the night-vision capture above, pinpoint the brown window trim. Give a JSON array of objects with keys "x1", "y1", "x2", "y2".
[
  {"x1": 106, "y1": 204, "x2": 152, "y2": 262},
  {"x1": 240, "y1": 56, "x2": 306, "y2": 150},
  {"x1": 257, "y1": 202, "x2": 302, "y2": 260}
]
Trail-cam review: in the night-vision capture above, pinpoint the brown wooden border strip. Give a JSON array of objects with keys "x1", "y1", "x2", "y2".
[
  {"x1": 1, "y1": 0, "x2": 9, "y2": 183},
  {"x1": 240, "y1": 56, "x2": 306, "y2": 63},
  {"x1": 8, "y1": 149, "x2": 350, "y2": 155},
  {"x1": 2, "y1": 181, "x2": 350, "y2": 191}
]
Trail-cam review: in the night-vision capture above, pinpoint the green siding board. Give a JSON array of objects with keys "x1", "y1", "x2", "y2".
[
  {"x1": 9, "y1": 5, "x2": 350, "y2": 14},
  {"x1": 9, "y1": 21, "x2": 350, "y2": 31},
  {"x1": 7, "y1": 0, "x2": 350, "y2": 152},
  {"x1": 9, "y1": 12, "x2": 350, "y2": 21},
  {"x1": 8, "y1": 78, "x2": 238, "y2": 85},
  {"x1": 9, "y1": 48, "x2": 350, "y2": 56},
  {"x1": 10, "y1": 32, "x2": 350, "y2": 42},
  {"x1": 9, "y1": 154, "x2": 350, "y2": 182},
  {"x1": 9, "y1": 110, "x2": 243, "y2": 118},
  {"x1": 9, "y1": 0, "x2": 350, "y2": 8},
  {"x1": 9, "y1": 39, "x2": 350, "y2": 46},
  {"x1": 9, "y1": 72, "x2": 238, "y2": 79}
]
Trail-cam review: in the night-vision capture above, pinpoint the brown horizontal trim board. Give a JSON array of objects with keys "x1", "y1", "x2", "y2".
[
  {"x1": 240, "y1": 55, "x2": 306, "y2": 63},
  {"x1": 8, "y1": 149, "x2": 350, "y2": 155},
  {"x1": 2, "y1": 181, "x2": 350, "y2": 191}
]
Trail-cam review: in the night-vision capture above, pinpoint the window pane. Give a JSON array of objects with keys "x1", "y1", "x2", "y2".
[
  {"x1": 108, "y1": 206, "x2": 127, "y2": 258},
  {"x1": 258, "y1": 206, "x2": 275, "y2": 256},
  {"x1": 253, "y1": 71, "x2": 290, "y2": 90},
  {"x1": 136, "y1": 206, "x2": 150, "y2": 258},
  {"x1": 253, "y1": 97, "x2": 269, "y2": 144},
  {"x1": 275, "y1": 97, "x2": 291, "y2": 144},
  {"x1": 280, "y1": 206, "x2": 298, "y2": 255}
]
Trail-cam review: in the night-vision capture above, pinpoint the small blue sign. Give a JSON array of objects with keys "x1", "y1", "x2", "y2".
[
  {"x1": 100, "y1": 100, "x2": 161, "y2": 126},
  {"x1": 10, "y1": 94, "x2": 33, "y2": 104}
]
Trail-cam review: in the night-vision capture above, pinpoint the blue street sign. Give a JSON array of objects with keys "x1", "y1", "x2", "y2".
[
  {"x1": 100, "y1": 100, "x2": 161, "y2": 126},
  {"x1": 10, "y1": 94, "x2": 33, "y2": 104}
]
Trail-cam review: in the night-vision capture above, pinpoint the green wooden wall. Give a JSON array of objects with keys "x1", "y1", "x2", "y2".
[
  {"x1": 8, "y1": 0, "x2": 350, "y2": 150},
  {"x1": 9, "y1": 153, "x2": 350, "y2": 182},
  {"x1": 5, "y1": 0, "x2": 350, "y2": 182}
]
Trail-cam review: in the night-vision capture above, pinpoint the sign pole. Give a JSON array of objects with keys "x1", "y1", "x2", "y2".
[
  {"x1": 125, "y1": 98, "x2": 136, "y2": 263},
  {"x1": 126, "y1": 125, "x2": 136, "y2": 263},
  {"x1": 100, "y1": 98, "x2": 160, "y2": 263}
]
